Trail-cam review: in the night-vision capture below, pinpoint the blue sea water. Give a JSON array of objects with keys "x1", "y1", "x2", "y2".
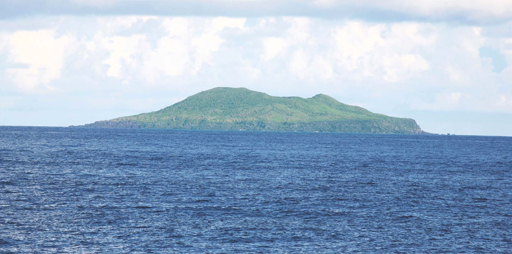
[{"x1": 0, "y1": 126, "x2": 511, "y2": 253}]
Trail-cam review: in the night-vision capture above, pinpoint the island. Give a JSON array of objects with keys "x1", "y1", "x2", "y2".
[{"x1": 79, "y1": 87, "x2": 427, "y2": 134}]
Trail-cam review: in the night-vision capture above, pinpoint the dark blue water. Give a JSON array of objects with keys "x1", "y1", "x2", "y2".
[{"x1": 0, "y1": 126, "x2": 511, "y2": 253}]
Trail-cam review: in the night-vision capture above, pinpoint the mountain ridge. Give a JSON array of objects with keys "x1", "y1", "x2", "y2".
[{"x1": 79, "y1": 87, "x2": 427, "y2": 134}]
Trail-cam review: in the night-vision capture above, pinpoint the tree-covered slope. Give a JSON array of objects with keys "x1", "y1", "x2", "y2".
[{"x1": 82, "y1": 87, "x2": 425, "y2": 134}]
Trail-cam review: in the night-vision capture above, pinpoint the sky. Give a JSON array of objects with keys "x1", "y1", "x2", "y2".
[{"x1": 0, "y1": 0, "x2": 511, "y2": 136}]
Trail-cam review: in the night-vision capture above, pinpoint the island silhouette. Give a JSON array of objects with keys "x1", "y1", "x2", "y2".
[{"x1": 80, "y1": 87, "x2": 427, "y2": 134}]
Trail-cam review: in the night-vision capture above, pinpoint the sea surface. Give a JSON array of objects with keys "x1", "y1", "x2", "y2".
[{"x1": 0, "y1": 126, "x2": 511, "y2": 253}]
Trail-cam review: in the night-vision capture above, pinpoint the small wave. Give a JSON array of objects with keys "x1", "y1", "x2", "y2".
[{"x1": 134, "y1": 205, "x2": 153, "y2": 209}]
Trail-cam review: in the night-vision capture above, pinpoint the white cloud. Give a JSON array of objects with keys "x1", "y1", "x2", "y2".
[
  {"x1": 387, "y1": 23, "x2": 437, "y2": 49},
  {"x1": 446, "y1": 65, "x2": 466, "y2": 84},
  {"x1": 136, "y1": 17, "x2": 192, "y2": 82},
  {"x1": 97, "y1": 16, "x2": 156, "y2": 33},
  {"x1": 191, "y1": 17, "x2": 246, "y2": 73},
  {"x1": 500, "y1": 38, "x2": 512, "y2": 59},
  {"x1": 448, "y1": 92, "x2": 462, "y2": 104},
  {"x1": 4, "y1": 30, "x2": 71, "y2": 92},
  {"x1": 87, "y1": 17, "x2": 248, "y2": 83},
  {"x1": 412, "y1": 92, "x2": 465, "y2": 111},
  {"x1": 382, "y1": 54, "x2": 430, "y2": 83},
  {"x1": 191, "y1": 33, "x2": 224, "y2": 73},
  {"x1": 211, "y1": 17, "x2": 246, "y2": 32},
  {"x1": 0, "y1": 34, "x2": 7, "y2": 52},
  {"x1": 285, "y1": 17, "x2": 311, "y2": 42},
  {"x1": 103, "y1": 35, "x2": 144, "y2": 78},
  {"x1": 334, "y1": 22, "x2": 385, "y2": 72},
  {"x1": 244, "y1": 65, "x2": 262, "y2": 79},
  {"x1": 497, "y1": 94, "x2": 512, "y2": 107},
  {"x1": 289, "y1": 48, "x2": 309, "y2": 79},
  {"x1": 162, "y1": 17, "x2": 189, "y2": 37},
  {"x1": 142, "y1": 36, "x2": 190, "y2": 82},
  {"x1": 262, "y1": 37, "x2": 286, "y2": 61},
  {"x1": 262, "y1": 17, "x2": 335, "y2": 80},
  {"x1": 139, "y1": 17, "x2": 247, "y2": 82},
  {"x1": 310, "y1": 55, "x2": 334, "y2": 80},
  {"x1": 261, "y1": 18, "x2": 311, "y2": 62},
  {"x1": 332, "y1": 21, "x2": 432, "y2": 82}
]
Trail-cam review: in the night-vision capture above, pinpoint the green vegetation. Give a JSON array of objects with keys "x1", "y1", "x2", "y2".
[{"x1": 82, "y1": 87, "x2": 425, "y2": 134}]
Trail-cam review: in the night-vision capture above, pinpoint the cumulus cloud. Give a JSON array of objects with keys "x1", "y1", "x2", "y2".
[
  {"x1": 142, "y1": 34, "x2": 190, "y2": 81},
  {"x1": 190, "y1": 18, "x2": 246, "y2": 73},
  {"x1": 56, "y1": 16, "x2": 248, "y2": 85},
  {"x1": 334, "y1": 22, "x2": 385, "y2": 72},
  {"x1": 263, "y1": 37, "x2": 286, "y2": 61},
  {"x1": 102, "y1": 35, "x2": 144, "y2": 78},
  {"x1": 330, "y1": 21, "x2": 433, "y2": 82},
  {"x1": 3, "y1": 30, "x2": 71, "y2": 92}
]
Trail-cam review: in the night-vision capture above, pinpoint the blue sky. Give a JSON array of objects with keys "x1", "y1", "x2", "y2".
[{"x1": 0, "y1": 0, "x2": 511, "y2": 136}]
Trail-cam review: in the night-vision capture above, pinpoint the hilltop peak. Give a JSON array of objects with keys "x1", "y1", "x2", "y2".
[{"x1": 312, "y1": 93, "x2": 336, "y2": 101}]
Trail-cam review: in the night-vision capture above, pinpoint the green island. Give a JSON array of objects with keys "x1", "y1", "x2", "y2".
[{"x1": 80, "y1": 87, "x2": 427, "y2": 134}]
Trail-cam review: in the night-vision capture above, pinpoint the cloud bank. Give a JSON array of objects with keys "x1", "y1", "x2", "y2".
[
  {"x1": 1, "y1": 17, "x2": 510, "y2": 108},
  {"x1": 1, "y1": 0, "x2": 512, "y2": 24}
]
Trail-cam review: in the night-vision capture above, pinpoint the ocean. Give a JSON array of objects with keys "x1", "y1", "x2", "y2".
[{"x1": 1, "y1": 126, "x2": 511, "y2": 253}]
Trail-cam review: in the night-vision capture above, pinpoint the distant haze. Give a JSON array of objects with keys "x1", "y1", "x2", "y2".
[{"x1": 0, "y1": 0, "x2": 511, "y2": 136}]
